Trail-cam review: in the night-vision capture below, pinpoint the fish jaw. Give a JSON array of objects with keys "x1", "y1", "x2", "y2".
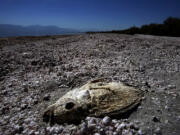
[
  {"x1": 43, "y1": 104, "x2": 56, "y2": 125},
  {"x1": 43, "y1": 97, "x2": 91, "y2": 125}
]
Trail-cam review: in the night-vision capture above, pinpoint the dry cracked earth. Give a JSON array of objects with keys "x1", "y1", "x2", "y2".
[{"x1": 0, "y1": 34, "x2": 180, "y2": 135}]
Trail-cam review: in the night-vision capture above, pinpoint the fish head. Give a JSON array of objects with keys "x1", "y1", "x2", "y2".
[{"x1": 43, "y1": 98, "x2": 90, "y2": 125}]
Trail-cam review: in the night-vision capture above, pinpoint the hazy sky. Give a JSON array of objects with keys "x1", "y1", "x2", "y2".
[{"x1": 0, "y1": 0, "x2": 180, "y2": 30}]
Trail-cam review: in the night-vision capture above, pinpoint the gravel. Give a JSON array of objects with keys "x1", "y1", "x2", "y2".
[
  {"x1": 0, "y1": 34, "x2": 180, "y2": 134},
  {"x1": 102, "y1": 116, "x2": 111, "y2": 126}
]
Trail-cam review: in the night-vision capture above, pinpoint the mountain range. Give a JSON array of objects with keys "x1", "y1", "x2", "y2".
[{"x1": 0, "y1": 24, "x2": 80, "y2": 37}]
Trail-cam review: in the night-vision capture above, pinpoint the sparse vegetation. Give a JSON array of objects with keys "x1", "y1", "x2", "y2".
[{"x1": 87, "y1": 17, "x2": 180, "y2": 37}]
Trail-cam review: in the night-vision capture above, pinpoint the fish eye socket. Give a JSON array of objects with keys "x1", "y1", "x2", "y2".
[{"x1": 65, "y1": 102, "x2": 75, "y2": 110}]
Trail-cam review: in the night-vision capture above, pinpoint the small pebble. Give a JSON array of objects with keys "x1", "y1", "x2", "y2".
[
  {"x1": 14, "y1": 125, "x2": 23, "y2": 133},
  {"x1": 114, "y1": 123, "x2": 119, "y2": 128},
  {"x1": 86, "y1": 117, "x2": 91, "y2": 121},
  {"x1": 33, "y1": 99, "x2": 38, "y2": 104},
  {"x1": 88, "y1": 124, "x2": 96, "y2": 131},
  {"x1": 164, "y1": 120, "x2": 168, "y2": 124},
  {"x1": 122, "y1": 129, "x2": 130, "y2": 135},
  {"x1": 152, "y1": 116, "x2": 160, "y2": 122},
  {"x1": 34, "y1": 131, "x2": 40, "y2": 135},
  {"x1": 113, "y1": 131, "x2": 119, "y2": 135},
  {"x1": 109, "y1": 126, "x2": 114, "y2": 131},
  {"x1": 138, "y1": 129, "x2": 143, "y2": 135},
  {"x1": 177, "y1": 115, "x2": 180, "y2": 120},
  {"x1": 133, "y1": 124, "x2": 139, "y2": 130},
  {"x1": 102, "y1": 116, "x2": 111, "y2": 125},
  {"x1": 43, "y1": 94, "x2": 50, "y2": 101},
  {"x1": 80, "y1": 123, "x2": 87, "y2": 134},
  {"x1": 88, "y1": 118, "x2": 96, "y2": 124},
  {"x1": 23, "y1": 86, "x2": 28, "y2": 92},
  {"x1": 99, "y1": 128, "x2": 105, "y2": 134},
  {"x1": 94, "y1": 133, "x2": 101, "y2": 135},
  {"x1": 154, "y1": 127, "x2": 161, "y2": 135},
  {"x1": 21, "y1": 104, "x2": 28, "y2": 110},
  {"x1": 106, "y1": 130, "x2": 113, "y2": 135},
  {"x1": 112, "y1": 119, "x2": 118, "y2": 124},
  {"x1": 118, "y1": 122, "x2": 126, "y2": 129}
]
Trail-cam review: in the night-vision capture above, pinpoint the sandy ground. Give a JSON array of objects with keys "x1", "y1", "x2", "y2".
[{"x1": 0, "y1": 34, "x2": 180, "y2": 135}]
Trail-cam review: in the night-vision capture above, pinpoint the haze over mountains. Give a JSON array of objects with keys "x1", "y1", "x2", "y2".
[{"x1": 0, "y1": 24, "x2": 80, "y2": 37}]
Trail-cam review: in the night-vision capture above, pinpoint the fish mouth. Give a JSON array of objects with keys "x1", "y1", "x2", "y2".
[
  {"x1": 43, "y1": 108, "x2": 55, "y2": 125},
  {"x1": 43, "y1": 107, "x2": 85, "y2": 125}
]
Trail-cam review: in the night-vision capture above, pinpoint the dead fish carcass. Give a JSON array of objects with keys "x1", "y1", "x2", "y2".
[{"x1": 43, "y1": 79, "x2": 143, "y2": 124}]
